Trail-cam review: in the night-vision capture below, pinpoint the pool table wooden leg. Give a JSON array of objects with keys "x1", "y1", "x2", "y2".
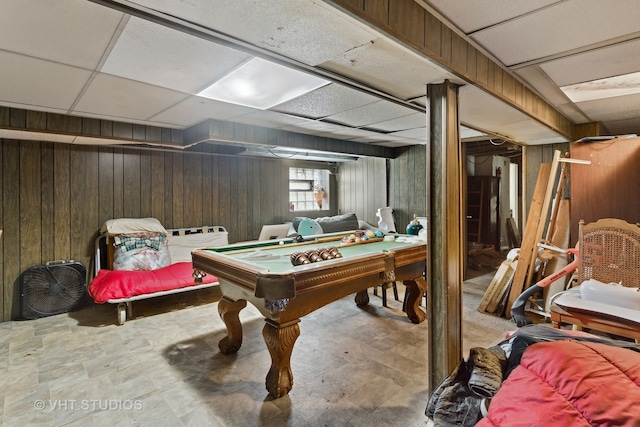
[
  {"x1": 404, "y1": 276, "x2": 427, "y2": 324},
  {"x1": 354, "y1": 289, "x2": 370, "y2": 306},
  {"x1": 218, "y1": 297, "x2": 247, "y2": 355},
  {"x1": 263, "y1": 319, "x2": 301, "y2": 398}
]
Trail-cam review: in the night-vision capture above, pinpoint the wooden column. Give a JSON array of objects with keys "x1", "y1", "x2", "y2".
[{"x1": 426, "y1": 80, "x2": 464, "y2": 393}]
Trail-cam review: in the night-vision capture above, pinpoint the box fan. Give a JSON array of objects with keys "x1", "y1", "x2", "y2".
[{"x1": 21, "y1": 261, "x2": 87, "y2": 319}]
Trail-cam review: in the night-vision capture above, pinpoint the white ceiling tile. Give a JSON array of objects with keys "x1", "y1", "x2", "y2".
[
  {"x1": 554, "y1": 102, "x2": 593, "y2": 125},
  {"x1": 575, "y1": 93, "x2": 640, "y2": 123},
  {"x1": 369, "y1": 140, "x2": 414, "y2": 148},
  {"x1": 323, "y1": 101, "x2": 417, "y2": 128},
  {"x1": 514, "y1": 66, "x2": 595, "y2": 123},
  {"x1": 1, "y1": 0, "x2": 627, "y2": 147},
  {"x1": 281, "y1": 120, "x2": 350, "y2": 135},
  {"x1": 322, "y1": 38, "x2": 457, "y2": 100},
  {"x1": 460, "y1": 127, "x2": 487, "y2": 139},
  {"x1": 271, "y1": 84, "x2": 379, "y2": 119},
  {"x1": 388, "y1": 127, "x2": 427, "y2": 140},
  {"x1": 421, "y1": 0, "x2": 559, "y2": 33},
  {"x1": 227, "y1": 110, "x2": 314, "y2": 129},
  {"x1": 102, "y1": 17, "x2": 252, "y2": 94},
  {"x1": 472, "y1": 0, "x2": 640, "y2": 66},
  {"x1": 148, "y1": 96, "x2": 257, "y2": 127},
  {"x1": 514, "y1": 66, "x2": 573, "y2": 106},
  {"x1": 73, "y1": 74, "x2": 189, "y2": 121},
  {"x1": 0, "y1": 52, "x2": 92, "y2": 111},
  {"x1": 330, "y1": 127, "x2": 384, "y2": 139},
  {"x1": 521, "y1": 135, "x2": 568, "y2": 145},
  {"x1": 540, "y1": 39, "x2": 640, "y2": 87},
  {"x1": 459, "y1": 85, "x2": 566, "y2": 143},
  {"x1": 499, "y1": 119, "x2": 567, "y2": 144},
  {"x1": 350, "y1": 132, "x2": 406, "y2": 143},
  {"x1": 459, "y1": 86, "x2": 530, "y2": 129},
  {"x1": 365, "y1": 113, "x2": 426, "y2": 132},
  {"x1": 0, "y1": 0, "x2": 124, "y2": 69},
  {"x1": 130, "y1": 0, "x2": 378, "y2": 66},
  {"x1": 603, "y1": 117, "x2": 640, "y2": 136},
  {"x1": 349, "y1": 136, "x2": 390, "y2": 143},
  {"x1": 409, "y1": 96, "x2": 428, "y2": 108}
]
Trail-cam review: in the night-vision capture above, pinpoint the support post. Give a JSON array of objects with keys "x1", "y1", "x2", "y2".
[{"x1": 426, "y1": 80, "x2": 464, "y2": 394}]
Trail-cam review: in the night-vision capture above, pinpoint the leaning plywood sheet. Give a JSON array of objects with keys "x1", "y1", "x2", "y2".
[
  {"x1": 505, "y1": 163, "x2": 551, "y2": 317},
  {"x1": 506, "y1": 152, "x2": 560, "y2": 318},
  {"x1": 478, "y1": 258, "x2": 516, "y2": 315}
]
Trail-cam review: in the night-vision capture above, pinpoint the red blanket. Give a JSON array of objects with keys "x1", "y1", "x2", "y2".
[
  {"x1": 477, "y1": 339, "x2": 640, "y2": 426},
  {"x1": 89, "y1": 262, "x2": 218, "y2": 303}
]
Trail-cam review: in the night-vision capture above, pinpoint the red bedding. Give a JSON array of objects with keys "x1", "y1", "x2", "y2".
[
  {"x1": 89, "y1": 262, "x2": 218, "y2": 303},
  {"x1": 477, "y1": 339, "x2": 640, "y2": 426}
]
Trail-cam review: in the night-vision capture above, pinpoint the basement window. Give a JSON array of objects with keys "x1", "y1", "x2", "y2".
[{"x1": 289, "y1": 167, "x2": 330, "y2": 212}]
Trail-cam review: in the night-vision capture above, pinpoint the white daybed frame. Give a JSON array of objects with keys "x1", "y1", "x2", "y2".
[{"x1": 93, "y1": 225, "x2": 228, "y2": 325}]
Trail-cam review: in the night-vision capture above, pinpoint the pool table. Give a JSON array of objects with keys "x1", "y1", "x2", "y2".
[{"x1": 191, "y1": 236, "x2": 427, "y2": 398}]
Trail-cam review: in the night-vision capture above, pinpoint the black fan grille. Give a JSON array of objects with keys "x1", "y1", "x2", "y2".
[{"x1": 22, "y1": 264, "x2": 86, "y2": 316}]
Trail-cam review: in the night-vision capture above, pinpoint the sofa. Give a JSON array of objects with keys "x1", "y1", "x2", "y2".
[{"x1": 285, "y1": 212, "x2": 379, "y2": 237}]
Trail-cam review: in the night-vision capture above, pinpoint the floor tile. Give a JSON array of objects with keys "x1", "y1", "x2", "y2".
[{"x1": 1, "y1": 271, "x2": 517, "y2": 426}]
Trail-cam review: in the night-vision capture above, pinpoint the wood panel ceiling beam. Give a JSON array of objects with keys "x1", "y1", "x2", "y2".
[{"x1": 327, "y1": 0, "x2": 576, "y2": 141}]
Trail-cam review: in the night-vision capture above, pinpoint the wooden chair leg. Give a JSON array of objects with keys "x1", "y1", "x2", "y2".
[
  {"x1": 382, "y1": 285, "x2": 388, "y2": 307},
  {"x1": 376, "y1": 283, "x2": 399, "y2": 308}
]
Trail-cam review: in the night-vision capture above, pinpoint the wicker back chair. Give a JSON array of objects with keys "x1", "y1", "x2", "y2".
[
  {"x1": 551, "y1": 218, "x2": 640, "y2": 340},
  {"x1": 578, "y1": 218, "x2": 640, "y2": 288}
]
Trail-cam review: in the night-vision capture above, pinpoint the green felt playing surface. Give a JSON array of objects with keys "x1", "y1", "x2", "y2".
[{"x1": 202, "y1": 237, "x2": 422, "y2": 273}]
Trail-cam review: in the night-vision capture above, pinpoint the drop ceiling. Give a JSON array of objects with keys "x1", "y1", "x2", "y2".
[
  {"x1": 421, "y1": 0, "x2": 640, "y2": 137},
  {"x1": 1, "y1": 0, "x2": 636, "y2": 160}
]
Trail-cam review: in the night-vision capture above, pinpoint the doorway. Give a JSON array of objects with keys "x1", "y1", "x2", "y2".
[{"x1": 463, "y1": 139, "x2": 522, "y2": 278}]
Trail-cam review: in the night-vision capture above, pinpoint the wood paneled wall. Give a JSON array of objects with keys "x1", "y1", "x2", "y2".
[
  {"x1": 0, "y1": 138, "x2": 555, "y2": 323},
  {"x1": 339, "y1": 146, "x2": 429, "y2": 234},
  {"x1": 569, "y1": 137, "x2": 640, "y2": 245},
  {"x1": 337, "y1": 156, "x2": 388, "y2": 226},
  {"x1": 389, "y1": 145, "x2": 428, "y2": 232},
  {"x1": 0, "y1": 139, "x2": 335, "y2": 321}
]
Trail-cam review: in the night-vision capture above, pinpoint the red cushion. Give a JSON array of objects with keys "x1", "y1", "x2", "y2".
[{"x1": 89, "y1": 262, "x2": 217, "y2": 303}]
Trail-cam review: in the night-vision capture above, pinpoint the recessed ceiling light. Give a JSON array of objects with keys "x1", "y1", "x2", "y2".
[
  {"x1": 197, "y1": 57, "x2": 330, "y2": 109},
  {"x1": 560, "y1": 71, "x2": 640, "y2": 103}
]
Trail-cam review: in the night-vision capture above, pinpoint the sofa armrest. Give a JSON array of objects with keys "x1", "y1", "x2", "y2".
[{"x1": 358, "y1": 220, "x2": 381, "y2": 232}]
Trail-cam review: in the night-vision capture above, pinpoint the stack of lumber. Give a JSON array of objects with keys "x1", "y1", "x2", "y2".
[
  {"x1": 477, "y1": 256, "x2": 517, "y2": 316},
  {"x1": 478, "y1": 150, "x2": 574, "y2": 318}
]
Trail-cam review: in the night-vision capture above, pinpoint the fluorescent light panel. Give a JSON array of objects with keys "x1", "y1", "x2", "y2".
[
  {"x1": 561, "y1": 71, "x2": 640, "y2": 103},
  {"x1": 198, "y1": 57, "x2": 330, "y2": 109}
]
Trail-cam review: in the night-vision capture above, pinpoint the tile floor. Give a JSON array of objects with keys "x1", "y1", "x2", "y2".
[{"x1": 1, "y1": 271, "x2": 517, "y2": 426}]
